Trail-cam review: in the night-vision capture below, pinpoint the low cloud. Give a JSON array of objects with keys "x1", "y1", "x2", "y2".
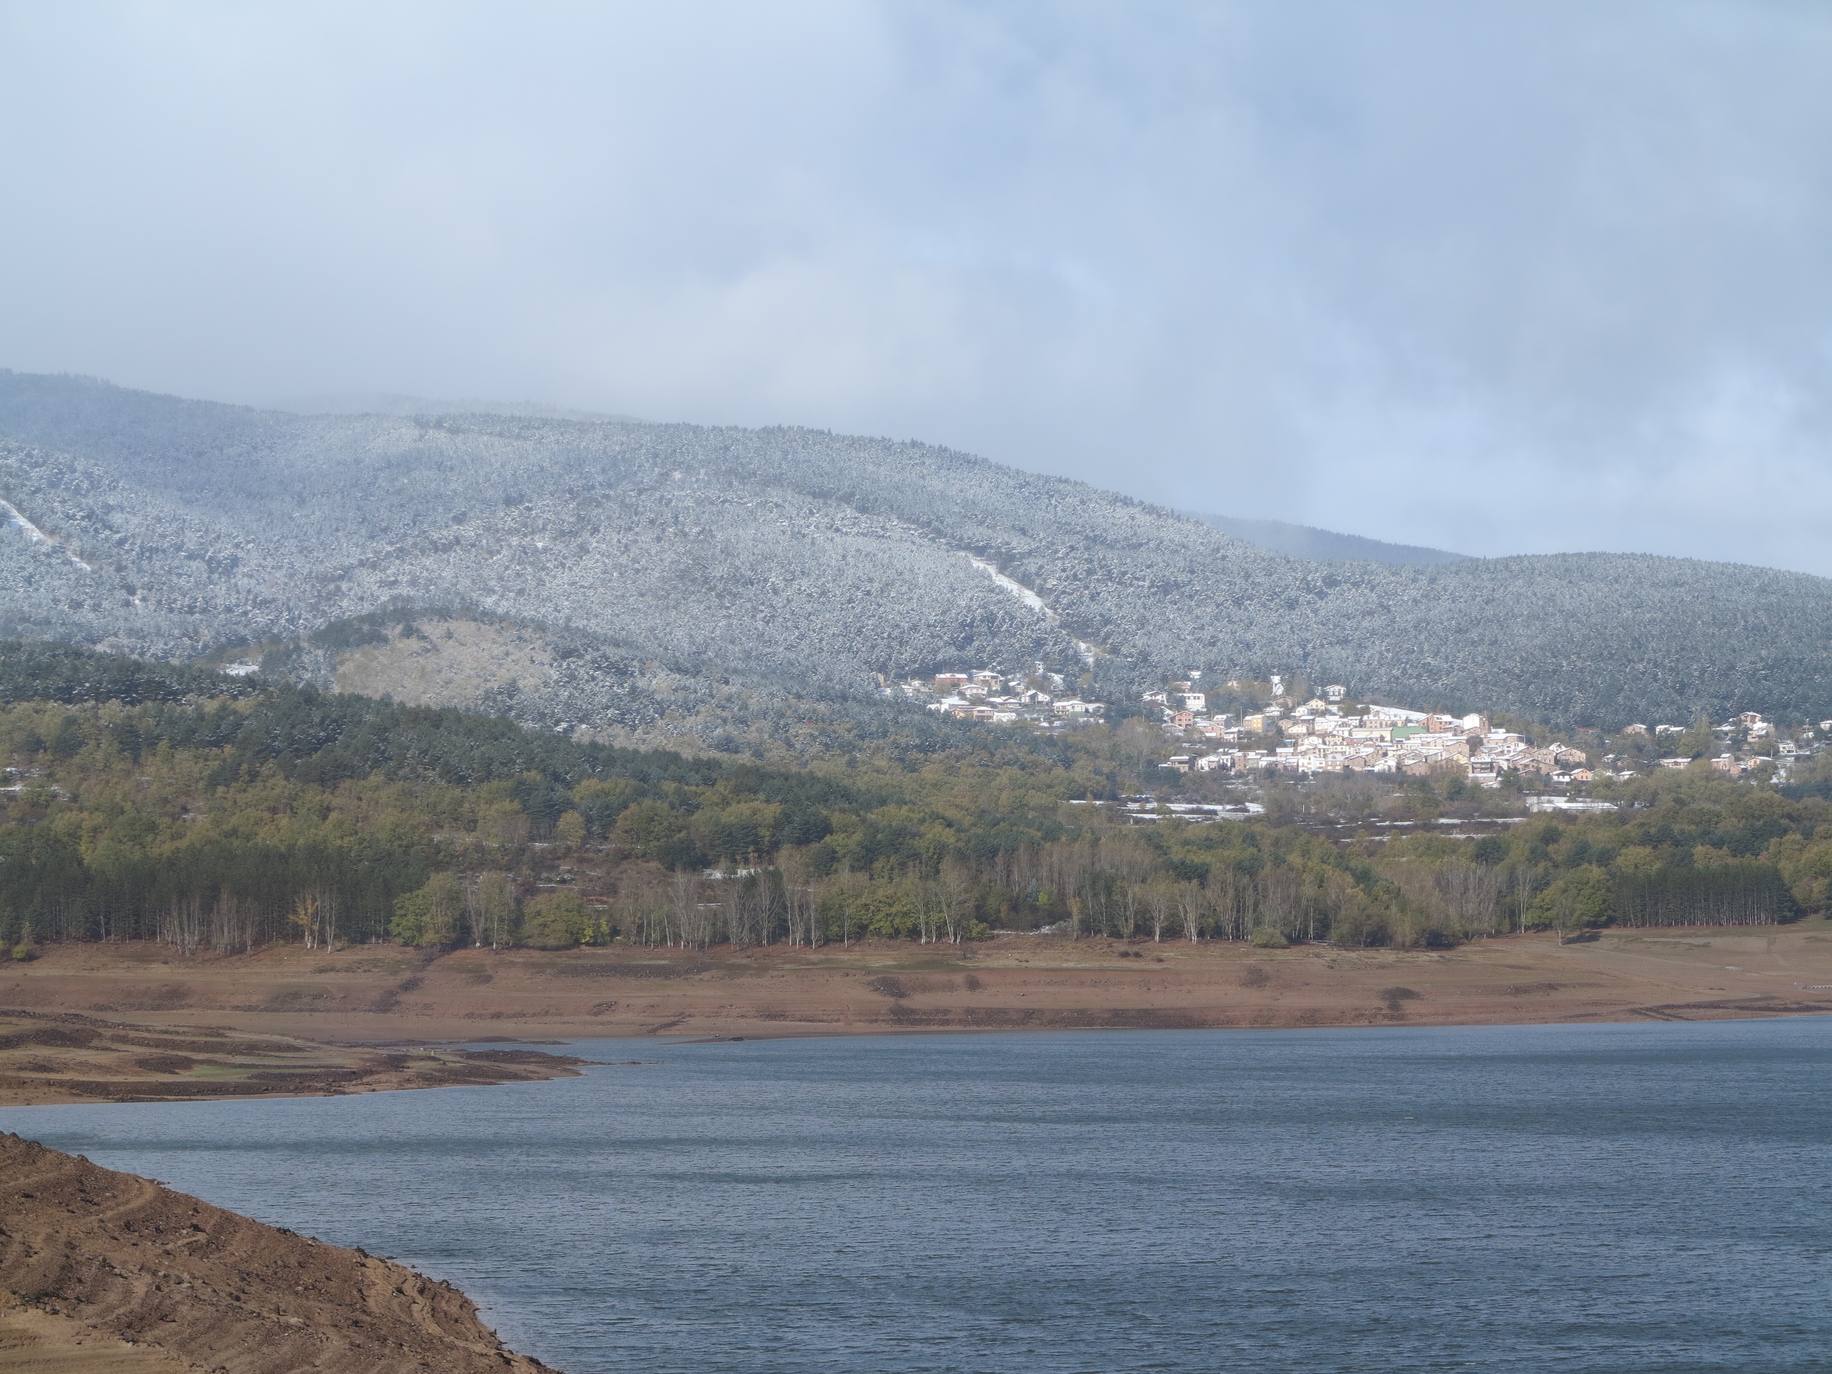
[{"x1": 2, "y1": 1, "x2": 1828, "y2": 571}]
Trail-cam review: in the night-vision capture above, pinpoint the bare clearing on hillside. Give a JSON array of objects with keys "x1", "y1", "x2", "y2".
[{"x1": 333, "y1": 616, "x2": 555, "y2": 706}]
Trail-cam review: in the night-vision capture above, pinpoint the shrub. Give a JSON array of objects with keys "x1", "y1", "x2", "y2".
[
  {"x1": 1248, "y1": 927, "x2": 1290, "y2": 949},
  {"x1": 10, "y1": 943, "x2": 38, "y2": 962}
]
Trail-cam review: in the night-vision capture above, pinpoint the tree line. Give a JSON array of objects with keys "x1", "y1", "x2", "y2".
[{"x1": 2, "y1": 671, "x2": 1828, "y2": 958}]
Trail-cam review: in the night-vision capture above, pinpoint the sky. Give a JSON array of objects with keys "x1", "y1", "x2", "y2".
[{"x1": 3, "y1": 1, "x2": 1830, "y2": 573}]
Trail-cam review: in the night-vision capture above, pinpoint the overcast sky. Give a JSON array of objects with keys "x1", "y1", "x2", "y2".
[{"x1": 3, "y1": 1, "x2": 1829, "y2": 572}]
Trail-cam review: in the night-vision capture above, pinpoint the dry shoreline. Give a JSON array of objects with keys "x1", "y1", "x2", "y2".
[
  {"x1": 5, "y1": 923, "x2": 1831, "y2": 1058},
  {"x1": 4, "y1": 924, "x2": 1830, "y2": 1373}
]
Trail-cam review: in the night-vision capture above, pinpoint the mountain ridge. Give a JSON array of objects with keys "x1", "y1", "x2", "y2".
[
  {"x1": 1192, "y1": 511, "x2": 1469, "y2": 565},
  {"x1": 3, "y1": 369, "x2": 1830, "y2": 737}
]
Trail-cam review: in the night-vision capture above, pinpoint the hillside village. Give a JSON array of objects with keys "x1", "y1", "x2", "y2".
[
  {"x1": 880, "y1": 663, "x2": 1832, "y2": 793},
  {"x1": 1612, "y1": 713, "x2": 1832, "y2": 787},
  {"x1": 883, "y1": 667, "x2": 1108, "y2": 730},
  {"x1": 1150, "y1": 672, "x2": 1831, "y2": 790},
  {"x1": 1150, "y1": 673, "x2": 1588, "y2": 785}
]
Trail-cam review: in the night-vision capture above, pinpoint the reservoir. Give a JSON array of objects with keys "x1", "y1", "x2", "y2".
[{"x1": 5, "y1": 1020, "x2": 1829, "y2": 1373}]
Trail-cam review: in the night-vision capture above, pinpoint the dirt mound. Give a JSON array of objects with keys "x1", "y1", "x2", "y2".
[{"x1": 0, "y1": 1133, "x2": 558, "y2": 1373}]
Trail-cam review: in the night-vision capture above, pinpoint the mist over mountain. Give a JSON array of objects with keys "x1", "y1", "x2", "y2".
[{"x1": 4, "y1": 370, "x2": 1831, "y2": 741}]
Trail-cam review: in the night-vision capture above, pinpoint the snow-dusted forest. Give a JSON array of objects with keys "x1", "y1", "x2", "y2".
[{"x1": 4, "y1": 369, "x2": 1832, "y2": 742}]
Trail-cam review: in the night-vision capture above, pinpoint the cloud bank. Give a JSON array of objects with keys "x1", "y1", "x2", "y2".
[{"x1": 3, "y1": 1, "x2": 1828, "y2": 571}]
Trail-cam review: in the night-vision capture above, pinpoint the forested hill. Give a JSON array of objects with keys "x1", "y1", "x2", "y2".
[
  {"x1": 0, "y1": 640, "x2": 730, "y2": 790},
  {"x1": 5, "y1": 369, "x2": 1832, "y2": 735},
  {"x1": 2, "y1": 642, "x2": 1825, "y2": 956}
]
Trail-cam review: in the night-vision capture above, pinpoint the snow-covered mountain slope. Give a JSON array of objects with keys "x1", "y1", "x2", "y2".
[
  {"x1": 1192, "y1": 512, "x2": 1468, "y2": 566},
  {"x1": 3, "y1": 368, "x2": 1831, "y2": 735},
  {"x1": 2, "y1": 496, "x2": 91, "y2": 570}
]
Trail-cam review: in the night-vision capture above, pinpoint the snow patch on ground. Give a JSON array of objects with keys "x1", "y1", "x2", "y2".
[
  {"x1": 961, "y1": 553, "x2": 1099, "y2": 665},
  {"x1": 1, "y1": 498, "x2": 49, "y2": 545},
  {"x1": 1, "y1": 498, "x2": 93, "y2": 571},
  {"x1": 965, "y1": 553, "x2": 1048, "y2": 613}
]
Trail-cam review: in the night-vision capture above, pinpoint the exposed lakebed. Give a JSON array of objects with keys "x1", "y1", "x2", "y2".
[{"x1": 6, "y1": 1021, "x2": 1830, "y2": 1373}]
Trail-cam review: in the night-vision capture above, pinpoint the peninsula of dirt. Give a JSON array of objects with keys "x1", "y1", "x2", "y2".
[
  {"x1": 0, "y1": 1009, "x2": 583, "y2": 1108},
  {"x1": 0, "y1": 1132, "x2": 556, "y2": 1373}
]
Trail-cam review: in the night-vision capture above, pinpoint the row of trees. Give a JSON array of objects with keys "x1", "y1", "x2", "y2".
[{"x1": 3, "y1": 683, "x2": 1829, "y2": 956}]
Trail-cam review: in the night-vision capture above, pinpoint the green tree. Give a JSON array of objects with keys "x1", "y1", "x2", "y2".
[
  {"x1": 553, "y1": 810, "x2": 586, "y2": 850},
  {"x1": 610, "y1": 801, "x2": 694, "y2": 865},
  {"x1": 475, "y1": 797, "x2": 530, "y2": 846},
  {"x1": 392, "y1": 872, "x2": 464, "y2": 947},
  {"x1": 1676, "y1": 714, "x2": 1715, "y2": 760},
  {"x1": 522, "y1": 889, "x2": 588, "y2": 949},
  {"x1": 469, "y1": 870, "x2": 518, "y2": 948},
  {"x1": 1529, "y1": 864, "x2": 1611, "y2": 937},
  {"x1": 573, "y1": 777, "x2": 642, "y2": 837},
  {"x1": 1771, "y1": 835, "x2": 1832, "y2": 912}
]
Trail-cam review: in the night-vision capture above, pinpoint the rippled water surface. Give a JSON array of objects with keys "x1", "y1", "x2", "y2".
[{"x1": 6, "y1": 1021, "x2": 1831, "y2": 1373}]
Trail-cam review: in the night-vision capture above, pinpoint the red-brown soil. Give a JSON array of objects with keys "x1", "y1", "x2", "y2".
[{"x1": 0, "y1": 1132, "x2": 554, "y2": 1373}]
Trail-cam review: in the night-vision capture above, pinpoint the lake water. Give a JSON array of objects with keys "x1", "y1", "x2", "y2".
[{"x1": 5, "y1": 1021, "x2": 1831, "y2": 1373}]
